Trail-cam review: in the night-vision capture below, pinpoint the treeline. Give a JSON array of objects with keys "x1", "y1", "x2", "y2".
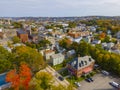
[
  {"x1": 0, "y1": 45, "x2": 73, "y2": 90},
  {"x1": 60, "y1": 40, "x2": 120, "y2": 76},
  {"x1": 79, "y1": 19, "x2": 120, "y2": 35},
  {"x1": 0, "y1": 46, "x2": 46, "y2": 74}
]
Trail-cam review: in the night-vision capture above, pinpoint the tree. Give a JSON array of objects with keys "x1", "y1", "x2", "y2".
[
  {"x1": 39, "y1": 39, "x2": 51, "y2": 48},
  {"x1": 0, "y1": 59, "x2": 11, "y2": 73},
  {"x1": 0, "y1": 46, "x2": 12, "y2": 73},
  {"x1": 59, "y1": 38, "x2": 72, "y2": 49},
  {"x1": 12, "y1": 36, "x2": 20, "y2": 44},
  {"x1": 77, "y1": 41, "x2": 89, "y2": 56},
  {"x1": 6, "y1": 63, "x2": 32, "y2": 90},
  {"x1": 12, "y1": 22, "x2": 22, "y2": 28},
  {"x1": 6, "y1": 69, "x2": 20, "y2": 90},
  {"x1": 68, "y1": 22, "x2": 77, "y2": 28},
  {"x1": 30, "y1": 71, "x2": 53, "y2": 90},
  {"x1": 19, "y1": 63, "x2": 32, "y2": 90},
  {"x1": 13, "y1": 46, "x2": 46, "y2": 73}
]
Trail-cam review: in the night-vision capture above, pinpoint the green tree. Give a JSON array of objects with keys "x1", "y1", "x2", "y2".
[
  {"x1": 13, "y1": 46, "x2": 46, "y2": 73},
  {"x1": 30, "y1": 71, "x2": 53, "y2": 90},
  {"x1": 77, "y1": 41, "x2": 89, "y2": 56},
  {"x1": 12, "y1": 36, "x2": 20, "y2": 44}
]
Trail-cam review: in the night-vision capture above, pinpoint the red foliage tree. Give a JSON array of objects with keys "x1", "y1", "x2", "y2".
[
  {"x1": 19, "y1": 63, "x2": 31, "y2": 90},
  {"x1": 6, "y1": 69, "x2": 20, "y2": 90},
  {"x1": 6, "y1": 63, "x2": 31, "y2": 90}
]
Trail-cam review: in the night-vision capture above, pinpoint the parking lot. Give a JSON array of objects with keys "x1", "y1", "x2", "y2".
[{"x1": 78, "y1": 73, "x2": 120, "y2": 90}]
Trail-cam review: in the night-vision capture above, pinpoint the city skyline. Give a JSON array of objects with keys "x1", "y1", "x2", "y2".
[{"x1": 0, "y1": 0, "x2": 120, "y2": 17}]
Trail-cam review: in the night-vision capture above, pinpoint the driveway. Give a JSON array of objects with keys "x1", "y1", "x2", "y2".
[{"x1": 78, "y1": 73, "x2": 120, "y2": 90}]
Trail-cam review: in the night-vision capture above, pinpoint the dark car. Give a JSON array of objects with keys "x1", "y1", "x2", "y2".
[
  {"x1": 89, "y1": 78, "x2": 94, "y2": 82},
  {"x1": 85, "y1": 78, "x2": 91, "y2": 82},
  {"x1": 58, "y1": 76, "x2": 64, "y2": 81}
]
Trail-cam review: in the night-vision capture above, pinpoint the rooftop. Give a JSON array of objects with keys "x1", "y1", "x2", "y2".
[
  {"x1": 51, "y1": 53, "x2": 64, "y2": 59},
  {"x1": 68, "y1": 56, "x2": 95, "y2": 70},
  {"x1": 17, "y1": 30, "x2": 27, "y2": 34},
  {"x1": 44, "y1": 50, "x2": 54, "y2": 54}
]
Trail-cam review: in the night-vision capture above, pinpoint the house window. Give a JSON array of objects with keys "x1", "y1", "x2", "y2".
[
  {"x1": 89, "y1": 58, "x2": 92, "y2": 62},
  {"x1": 79, "y1": 63, "x2": 81, "y2": 67}
]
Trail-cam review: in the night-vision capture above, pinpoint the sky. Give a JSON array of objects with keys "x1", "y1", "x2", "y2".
[{"x1": 0, "y1": 0, "x2": 120, "y2": 17}]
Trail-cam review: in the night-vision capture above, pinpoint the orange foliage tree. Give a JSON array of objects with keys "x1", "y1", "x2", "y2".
[
  {"x1": 6, "y1": 69, "x2": 20, "y2": 90},
  {"x1": 19, "y1": 63, "x2": 31, "y2": 90},
  {"x1": 6, "y1": 63, "x2": 31, "y2": 90},
  {"x1": 99, "y1": 32, "x2": 106, "y2": 39}
]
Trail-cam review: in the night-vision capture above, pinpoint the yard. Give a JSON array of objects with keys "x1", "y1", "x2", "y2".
[{"x1": 52, "y1": 63, "x2": 64, "y2": 71}]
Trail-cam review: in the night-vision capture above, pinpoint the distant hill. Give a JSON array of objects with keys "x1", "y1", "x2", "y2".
[{"x1": 1, "y1": 16, "x2": 120, "y2": 21}]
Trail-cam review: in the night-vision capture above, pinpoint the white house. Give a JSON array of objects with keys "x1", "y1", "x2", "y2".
[
  {"x1": 44, "y1": 50, "x2": 55, "y2": 60},
  {"x1": 50, "y1": 53, "x2": 64, "y2": 66},
  {"x1": 67, "y1": 49, "x2": 76, "y2": 57}
]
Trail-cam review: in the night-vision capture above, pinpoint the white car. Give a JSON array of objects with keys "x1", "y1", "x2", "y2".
[
  {"x1": 109, "y1": 81, "x2": 119, "y2": 88},
  {"x1": 74, "y1": 82, "x2": 81, "y2": 87},
  {"x1": 101, "y1": 70, "x2": 109, "y2": 75}
]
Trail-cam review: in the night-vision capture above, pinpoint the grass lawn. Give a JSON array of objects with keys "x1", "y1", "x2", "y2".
[
  {"x1": 66, "y1": 70, "x2": 97, "y2": 87},
  {"x1": 67, "y1": 76, "x2": 84, "y2": 87},
  {"x1": 52, "y1": 64, "x2": 63, "y2": 71},
  {"x1": 60, "y1": 69, "x2": 69, "y2": 77}
]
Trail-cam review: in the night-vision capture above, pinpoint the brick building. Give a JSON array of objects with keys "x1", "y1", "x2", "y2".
[
  {"x1": 67, "y1": 56, "x2": 95, "y2": 77},
  {"x1": 17, "y1": 30, "x2": 28, "y2": 43},
  {"x1": 68, "y1": 31, "x2": 90, "y2": 38}
]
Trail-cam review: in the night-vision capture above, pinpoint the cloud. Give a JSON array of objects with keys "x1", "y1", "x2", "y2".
[{"x1": 0, "y1": 0, "x2": 120, "y2": 16}]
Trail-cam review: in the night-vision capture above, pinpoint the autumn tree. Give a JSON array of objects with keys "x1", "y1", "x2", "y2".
[
  {"x1": 59, "y1": 38, "x2": 72, "y2": 49},
  {"x1": 6, "y1": 69, "x2": 20, "y2": 90},
  {"x1": 30, "y1": 71, "x2": 53, "y2": 90},
  {"x1": 6, "y1": 63, "x2": 32, "y2": 90},
  {"x1": 19, "y1": 63, "x2": 32, "y2": 90},
  {"x1": 13, "y1": 46, "x2": 46, "y2": 73}
]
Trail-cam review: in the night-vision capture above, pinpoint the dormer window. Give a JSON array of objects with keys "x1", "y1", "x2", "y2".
[
  {"x1": 79, "y1": 63, "x2": 81, "y2": 67},
  {"x1": 85, "y1": 61, "x2": 87, "y2": 65},
  {"x1": 89, "y1": 58, "x2": 92, "y2": 62}
]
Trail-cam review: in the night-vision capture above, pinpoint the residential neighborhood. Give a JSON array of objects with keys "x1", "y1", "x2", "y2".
[{"x1": 0, "y1": 17, "x2": 120, "y2": 90}]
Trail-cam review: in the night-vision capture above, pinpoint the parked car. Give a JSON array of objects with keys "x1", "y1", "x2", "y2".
[
  {"x1": 101, "y1": 70, "x2": 109, "y2": 75},
  {"x1": 85, "y1": 78, "x2": 91, "y2": 82},
  {"x1": 74, "y1": 82, "x2": 81, "y2": 87},
  {"x1": 85, "y1": 77, "x2": 94, "y2": 82},
  {"x1": 109, "y1": 81, "x2": 119, "y2": 88},
  {"x1": 89, "y1": 77, "x2": 94, "y2": 82},
  {"x1": 58, "y1": 76, "x2": 64, "y2": 81}
]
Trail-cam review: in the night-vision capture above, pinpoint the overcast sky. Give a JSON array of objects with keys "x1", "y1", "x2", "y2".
[{"x1": 0, "y1": 0, "x2": 120, "y2": 17}]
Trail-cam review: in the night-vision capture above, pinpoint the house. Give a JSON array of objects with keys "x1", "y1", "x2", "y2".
[
  {"x1": 73, "y1": 37, "x2": 83, "y2": 43},
  {"x1": 67, "y1": 49, "x2": 76, "y2": 58},
  {"x1": 0, "y1": 29, "x2": 4, "y2": 39},
  {"x1": 116, "y1": 31, "x2": 120, "y2": 39},
  {"x1": 44, "y1": 50, "x2": 55, "y2": 60},
  {"x1": 29, "y1": 34, "x2": 38, "y2": 43},
  {"x1": 16, "y1": 30, "x2": 28, "y2": 43},
  {"x1": 50, "y1": 53, "x2": 65, "y2": 66},
  {"x1": 67, "y1": 56, "x2": 95, "y2": 77},
  {"x1": 92, "y1": 40, "x2": 101, "y2": 44},
  {"x1": 82, "y1": 36, "x2": 91, "y2": 43}
]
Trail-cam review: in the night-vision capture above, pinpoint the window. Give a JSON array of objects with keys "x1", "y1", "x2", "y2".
[{"x1": 89, "y1": 58, "x2": 91, "y2": 62}]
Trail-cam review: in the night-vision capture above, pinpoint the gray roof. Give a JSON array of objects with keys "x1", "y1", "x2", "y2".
[
  {"x1": 17, "y1": 30, "x2": 27, "y2": 34},
  {"x1": 68, "y1": 56, "x2": 95, "y2": 70},
  {"x1": 51, "y1": 53, "x2": 64, "y2": 59}
]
